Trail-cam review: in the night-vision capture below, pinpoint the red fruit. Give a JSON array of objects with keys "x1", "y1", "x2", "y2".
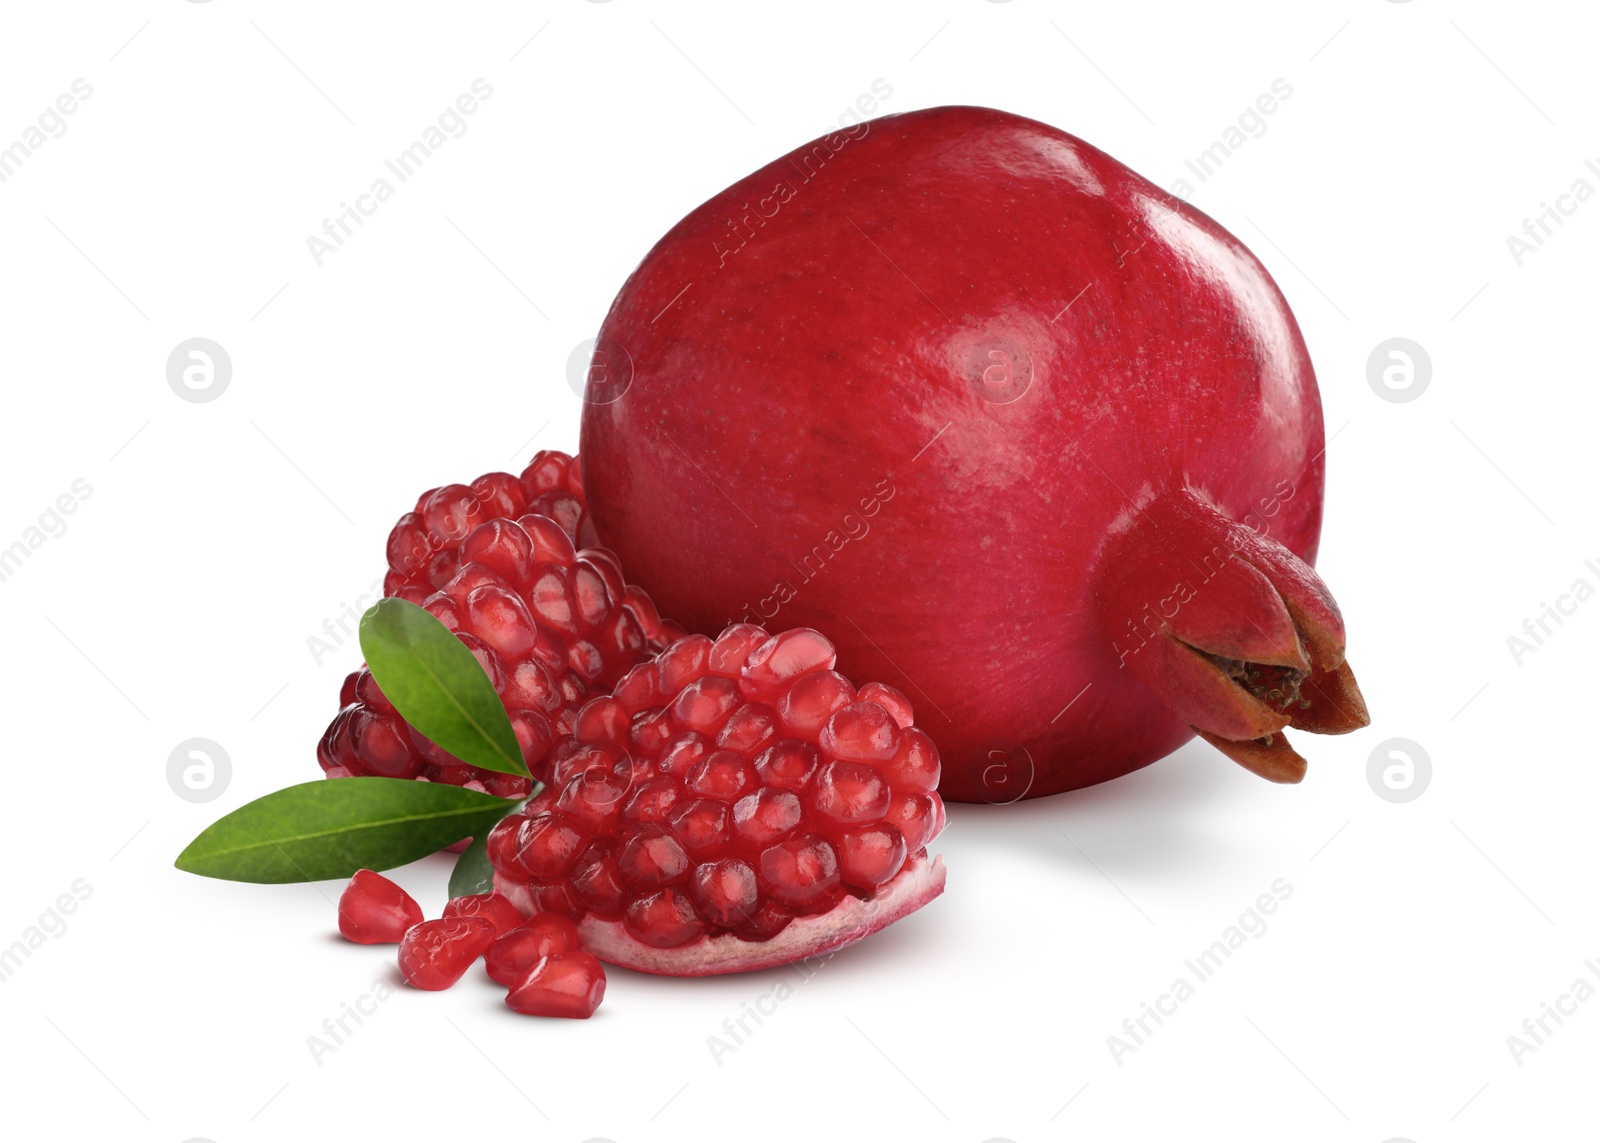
[
  {"x1": 337, "y1": 870, "x2": 423, "y2": 944},
  {"x1": 491, "y1": 625, "x2": 946, "y2": 976},
  {"x1": 579, "y1": 105, "x2": 1370, "y2": 799},
  {"x1": 485, "y1": 913, "x2": 582, "y2": 987},
  {"x1": 442, "y1": 892, "x2": 524, "y2": 936},
  {"x1": 398, "y1": 917, "x2": 497, "y2": 990},
  {"x1": 316, "y1": 450, "x2": 685, "y2": 798},
  {"x1": 505, "y1": 951, "x2": 607, "y2": 1019}
]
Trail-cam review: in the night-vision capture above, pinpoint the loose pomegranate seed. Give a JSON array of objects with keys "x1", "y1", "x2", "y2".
[
  {"x1": 505, "y1": 951, "x2": 607, "y2": 1018},
  {"x1": 485, "y1": 914, "x2": 581, "y2": 987},
  {"x1": 398, "y1": 917, "x2": 497, "y2": 990},
  {"x1": 337, "y1": 870, "x2": 423, "y2": 944},
  {"x1": 441, "y1": 892, "x2": 524, "y2": 936}
]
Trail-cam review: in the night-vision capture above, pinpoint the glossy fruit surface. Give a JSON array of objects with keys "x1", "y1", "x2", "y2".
[{"x1": 580, "y1": 105, "x2": 1367, "y2": 799}]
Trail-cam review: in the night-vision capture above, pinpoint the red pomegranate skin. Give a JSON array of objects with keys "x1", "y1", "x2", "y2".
[{"x1": 580, "y1": 105, "x2": 1328, "y2": 801}]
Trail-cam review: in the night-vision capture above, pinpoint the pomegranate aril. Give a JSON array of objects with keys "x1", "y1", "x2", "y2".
[
  {"x1": 442, "y1": 892, "x2": 524, "y2": 936},
  {"x1": 521, "y1": 450, "x2": 573, "y2": 494},
  {"x1": 613, "y1": 663, "x2": 660, "y2": 713},
  {"x1": 519, "y1": 512, "x2": 578, "y2": 566},
  {"x1": 732, "y1": 898, "x2": 794, "y2": 942},
  {"x1": 837, "y1": 824, "x2": 909, "y2": 890},
  {"x1": 387, "y1": 514, "x2": 433, "y2": 579},
  {"x1": 338, "y1": 870, "x2": 423, "y2": 944},
  {"x1": 485, "y1": 914, "x2": 581, "y2": 986},
  {"x1": 622, "y1": 778, "x2": 683, "y2": 825},
  {"x1": 505, "y1": 951, "x2": 606, "y2": 1019},
  {"x1": 667, "y1": 798, "x2": 731, "y2": 856},
  {"x1": 351, "y1": 710, "x2": 422, "y2": 779},
  {"x1": 884, "y1": 727, "x2": 941, "y2": 793},
  {"x1": 884, "y1": 791, "x2": 942, "y2": 852},
  {"x1": 572, "y1": 560, "x2": 613, "y2": 629},
  {"x1": 354, "y1": 670, "x2": 393, "y2": 713},
  {"x1": 778, "y1": 670, "x2": 856, "y2": 739},
  {"x1": 555, "y1": 766, "x2": 628, "y2": 834},
  {"x1": 572, "y1": 840, "x2": 628, "y2": 916},
  {"x1": 470, "y1": 471, "x2": 528, "y2": 520},
  {"x1": 398, "y1": 917, "x2": 497, "y2": 990},
  {"x1": 809, "y1": 760, "x2": 891, "y2": 827},
  {"x1": 431, "y1": 484, "x2": 498, "y2": 546},
  {"x1": 671, "y1": 676, "x2": 741, "y2": 734},
  {"x1": 461, "y1": 519, "x2": 534, "y2": 586},
  {"x1": 739, "y1": 629, "x2": 837, "y2": 702},
  {"x1": 690, "y1": 858, "x2": 760, "y2": 928},
  {"x1": 709, "y1": 623, "x2": 769, "y2": 676},
  {"x1": 658, "y1": 635, "x2": 713, "y2": 694},
  {"x1": 625, "y1": 887, "x2": 704, "y2": 948},
  {"x1": 658, "y1": 732, "x2": 711, "y2": 778},
  {"x1": 820, "y1": 702, "x2": 901, "y2": 763},
  {"x1": 716, "y1": 701, "x2": 779, "y2": 755},
  {"x1": 533, "y1": 881, "x2": 585, "y2": 917},
  {"x1": 758, "y1": 833, "x2": 841, "y2": 910},
  {"x1": 754, "y1": 739, "x2": 821, "y2": 791},
  {"x1": 857, "y1": 682, "x2": 914, "y2": 729},
  {"x1": 730, "y1": 788, "x2": 802, "y2": 847},
  {"x1": 508, "y1": 813, "x2": 588, "y2": 880},
  {"x1": 684, "y1": 750, "x2": 756, "y2": 801},
  {"x1": 617, "y1": 824, "x2": 690, "y2": 889}
]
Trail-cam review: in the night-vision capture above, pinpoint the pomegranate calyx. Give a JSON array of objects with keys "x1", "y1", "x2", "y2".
[{"x1": 1096, "y1": 490, "x2": 1370, "y2": 783}]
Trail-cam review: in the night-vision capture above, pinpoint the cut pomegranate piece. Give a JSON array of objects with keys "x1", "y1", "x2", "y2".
[
  {"x1": 316, "y1": 450, "x2": 685, "y2": 797},
  {"x1": 337, "y1": 869, "x2": 423, "y2": 944},
  {"x1": 578, "y1": 105, "x2": 1371, "y2": 797},
  {"x1": 485, "y1": 914, "x2": 582, "y2": 987},
  {"x1": 398, "y1": 916, "x2": 498, "y2": 990},
  {"x1": 491, "y1": 625, "x2": 947, "y2": 976},
  {"x1": 505, "y1": 951, "x2": 607, "y2": 1019}
]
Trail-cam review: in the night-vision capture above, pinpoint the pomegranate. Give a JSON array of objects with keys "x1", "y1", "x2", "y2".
[
  {"x1": 489, "y1": 623, "x2": 947, "y2": 976},
  {"x1": 579, "y1": 105, "x2": 1368, "y2": 799}
]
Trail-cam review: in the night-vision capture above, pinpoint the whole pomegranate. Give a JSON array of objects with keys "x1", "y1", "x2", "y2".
[{"x1": 580, "y1": 105, "x2": 1367, "y2": 801}]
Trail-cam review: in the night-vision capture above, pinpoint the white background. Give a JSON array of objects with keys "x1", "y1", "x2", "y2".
[{"x1": 1, "y1": 2, "x2": 1595, "y2": 1140}]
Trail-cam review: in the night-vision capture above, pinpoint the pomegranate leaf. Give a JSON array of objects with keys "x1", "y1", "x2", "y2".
[
  {"x1": 174, "y1": 778, "x2": 517, "y2": 883},
  {"x1": 358, "y1": 597, "x2": 529, "y2": 778},
  {"x1": 447, "y1": 834, "x2": 495, "y2": 898}
]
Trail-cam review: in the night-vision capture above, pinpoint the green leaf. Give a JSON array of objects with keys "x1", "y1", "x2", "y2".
[
  {"x1": 358, "y1": 597, "x2": 528, "y2": 778},
  {"x1": 174, "y1": 778, "x2": 517, "y2": 883},
  {"x1": 448, "y1": 833, "x2": 495, "y2": 898}
]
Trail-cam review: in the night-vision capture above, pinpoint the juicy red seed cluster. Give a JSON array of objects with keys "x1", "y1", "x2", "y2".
[
  {"x1": 488, "y1": 625, "x2": 946, "y2": 950},
  {"x1": 317, "y1": 450, "x2": 683, "y2": 796}
]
